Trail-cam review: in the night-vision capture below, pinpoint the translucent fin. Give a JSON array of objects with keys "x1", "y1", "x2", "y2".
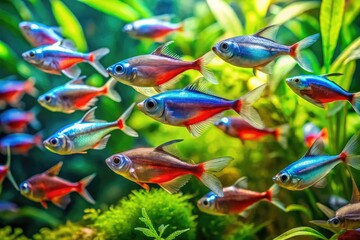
[
  {"x1": 313, "y1": 177, "x2": 327, "y2": 188},
  {"x1": 322, "y1": 73, "x2": 343, "y2": 78},
  {"x1": 66, "y1": 76, "x2": 86, "y2": 85},
  {"x1": 151, "y1": 41, "x2": 180, "y2": 59},
  {"x1": 316, "y1": 202, "x2": 335, "y2": 218},
  {"x1": 351, "y1": 92, "x2": 360, "y2": 115},
  {"x1": 154, "y1": 139, "x2": 183, "y2": 158},
  {"x1": 268, "y1": 184, "x2": 285, "y2": 211},
  {"x1": 24, "y1": 77, "x2": 38, "y2": 97},
  {"x1": 62, "y1": 65, "x2": 81, "y2": 79},
  {"x1": 347, "y1": 168, "x2": 360, "y2": 203},
  {"x1": 202, "y1": 157, "x2": 233, "y2": 172},
  {"x1": 52, "y1": 195, "x2": 71, "y2": 209},
  {"x1": 187, "y1": 113, "x2": 224, "y2": 137},
  {"x1": 103, "y1": 78, "x2": 121, "y2": 102},
  {"x1": 290, "y1": 33, "x2": 320, "y2": 72},
  {"x1": 132, "y1": 86, "x2": 159, "y2": 96},
  {"x1": 88, "y1": 48, "x2": 110, "y2": 77},
  {"x1": 78, "y1": 173, "x2": 96, "y2": 204},
  {"x1": 304, "y1": 137, "x2": 325, "y2": 157},
  {"x1": 93, "y1": 134, "x2": 110, "y2": 150},
  {"x1": 256, "y1": 61, "x2": 275, "y2": 74},
  {"x1": 343, "y1": 132, "x2": 360, "y2": 170},
  {"x1": 232, "y1": 176, "x2": 248, "y2": 189},
  {"x1": 5, "y1": 146, "x2": 19, "y2": 191},
  {"x1": 117, "y1": 103, "x2": 138, "y2": 137},
  {"x1": 40, "y1": 201, "x2": 48, "y2": 209},
  {"x1": 44, "y1": 161, "x2": 63, "y2": 176},
  {"x1": 254, "y1": 25, "x2": 279, "y2": 41},
  {"x1": 158, "y1": 175, "x2": 192, "y2": 194},
  {"x1": 78, "y1": 98, "x2": 98, "y2": 111},
  {"x1": 184, "y1": 78, "x2": 213, "y2": 95},
  {"x1": 274, "y1": 124, "x2": 290, "y2": 149},
  {"x1": 59, "y1": 39, "x2": 76, "y2": 50},
  {"x1": 136, "y1": 182, "x2": 150, "y2": 191},
  {"x1": 79, "y1": 107, "x2": 97, "y2": 123},
  {"x1": 194, "y1": 51, "x2": 217, "y2": 84},
  {"x1": 28, "y1": 107, "x2": 41, "y2": 130},
  {"x1": 200, "y1": 173, "x2": 224, "y2": 197},
  {"x1": 158, "y1": 75, "x2": 183, "y2": 91}
]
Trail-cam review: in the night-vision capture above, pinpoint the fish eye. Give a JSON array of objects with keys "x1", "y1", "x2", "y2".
[
  {"x1": 329, "y1": 218, "x2": 340, "y2": 227},
  {"x1": 294, "y1": 78, "x2": 300, "y2": 83},
  {"x1": 115, "y1": 64, "x2": 125, "y2": 74},
  {"x1": 49, "y1": 138, "x2": 58, "y2": 146},
  {"x1": 280, "y1": 173, "x2": 289, "y2": 183},
  {"x1": 220, "y1": 42, "x2": 229, "y2": 51},
  {"x1": 20, "y1": 182, "x2": 30, "y2": 194},
  {"x1": 29, "y1": 51, "x2": 35, "y2": 58},
  {"x1": 203, "y1": 200, "x2": 209, "y2": 206},
  {"x1": 45, "y1": 95, "x2": 51, "y2": 102},
  {"x1": 145, "y1": 98, "x2": 157, "y2": 110},
  {"x1": 112, "y1": 156, "x2": 121, "y2": 165}
]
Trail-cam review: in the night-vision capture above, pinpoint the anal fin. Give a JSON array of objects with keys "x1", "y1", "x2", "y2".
[
  {"x1": 52, "y1": 195, "x2": 71, "y2": 209},
  {"x1": 158, "y1": 175, "x2": 192, "y2": 194},
  {"x1": 62, "y1": 65, "x2": 81, "y2": 79},
  {"x1": 255, "y1": 61, "x2": 275, "y2": 74},
  {"x1": 132, "y1": 86, "x2": 160, "y2": 97},
  {"x1": 313, "y1": 177, "x2": 327, "y2": 188},
  {"x1": 93, "y1": 134, "x2": 111, "y2": 150},
  {"x1": 187, "y1": 113, "x2": 224, "y2": 137}
]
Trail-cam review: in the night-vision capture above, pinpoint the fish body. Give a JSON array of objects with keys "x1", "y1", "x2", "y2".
[
  {"x1": 38, "y1": 77, "x2": 120, "y2": 113},
  {"x1": 0, "y1": 201, "x2": 18, "y2": 212},
  {"x1": 286, "y1": 74, "x2": 360, "y2": 114},
  {"x1": 106, "y1": 42, "x2": 216, "y2": 95},
  {"x1": 123, "y1": 18, "x2": 183, "y2": 41},
  {"x1": 197, "y1": 177, "x2": 283, "y2": 215},
  {"x1": 0, "y1": 108, "x2": 40, "y2": 133},
  {"x1": 137, "y1": 79, "x2": 265, "y2": 137},
  {"x1": 0, "y1": 133, "x2": 42, "y2": 155},
  {"x1": 19, "y1": 162, "x2": 95, "y2": 208},
  {"x1": 105, "y1": 139, "x2": 232, "y2": 196},
  {"x1": 303, "y1": 123, "x2": 328, "y2": 147},
  {"x1": 212, "y1": 25, "x2": 319, "y2": 73},
  {"x1": 19, "y1": 21, "x2": 64, "y2": 47},
  {"x1": 273, "y1": 133, "x2": 360, "y2": 190},
  {"x1": 43, "y1": 104, "x2": 138, "y2": 155},
  {"x1": 0, "y1": 78, "x2": 38, "y2": 108},
  {"x1": 22, "y1": 41, "x2": 109, "y2": 78}
]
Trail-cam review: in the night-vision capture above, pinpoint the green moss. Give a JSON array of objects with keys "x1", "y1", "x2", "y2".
[
  {"x1": 0, "y1": 226, "x2": 28, "y2": 240},
  {"x1": 90, "y1": 189, "x2": 196, "y2": 240}
]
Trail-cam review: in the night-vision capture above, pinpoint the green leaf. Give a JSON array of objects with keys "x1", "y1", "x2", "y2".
[
  {"x1": 50, "y1": 0, "x2": 88, "y2": 52},
  {"x1": 273, "y1": 227, "x2": 328, "y2": 240},
  {"x1": 158, "y1": 224, "x2": 169, "y2": 237},
  {"x1": 320, "y1": 0, "x2": 345, "y2": 72},
  {"x1": 330, "y1": 37, "x2": 360, "y2": 71},
  {"x1": 124, "y1": 0, "x2": 152, "y2": 18},
  {"x1": 79, "y1": 0, "x2": 139, "y2": 22},
  {"x1": 206, "y1": 0, "x2": 243, "y2": 37},
  {"x1": 165, "y1": 228, "x2": 190, "y2": 240},
  {"x1": 134, "y1": 227, "x2": 158, "y2": 238},
  {"x1": 285, "y1": 204, "x2": 313, "y2": 219}
]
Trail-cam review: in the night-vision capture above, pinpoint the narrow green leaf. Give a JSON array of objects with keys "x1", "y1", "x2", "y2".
[
  {"x1": 124, "y1": 0, "x2": 152, "y2": 18},
  {"x1": 320, "y1": 0, "x2": 345, "y2": 71},
  {"x1": 206, "y1": 0, "x2": 243, "y2": 37},
  {"x1": 134, "y1": 227, "x2": 158, "y2": 238},
  {"x1": 273, "y1": 227, "x2": 328, "y2": 240},
  {"x1": 165, "y1": 228, "x2": 190, "y2": 240},
  {"x1": 158, "y1": 224, "x2": 169, "y2": 237},
  {"x1": 331, "y1": 37, "x2": 360, "y2": 71},
  {"x1": 79, "y1": 0, "x2": 139, "y2": 22},
  {"x1": 285, "y1": 204, "x2": 313, "y2": 219},
  {"x1": 50, "y1": 0, "x2": 88, "y2": 52}
]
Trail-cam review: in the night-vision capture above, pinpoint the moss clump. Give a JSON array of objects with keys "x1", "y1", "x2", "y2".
[
  {"x1": 90, "y1": 189, "x2": 196, "y2": 240},
  {"x1": 33, "y1": 221, "x2": 96, "y2": 240},
  {"x1": 0, "y1": 226, "x2": 28, "y2": 240}
]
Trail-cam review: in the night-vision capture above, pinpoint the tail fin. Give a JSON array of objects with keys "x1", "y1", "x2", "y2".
[
  {"x1": 24, "y1": 77, "x2": 38, "y2": 97},
  {"x1": 116, "y1": 103, "x2": 138, "y2": 137},
  {"x1": 351, "y1": 92, "x2": 360, "y2": 115},
  {"x1": 194, "y1": 51, "x2": 217, "y2": 84},
  {"x1": 341, "y1": 132, "x2": 360, "y2": 170},
  {"x1": 88, "y1": 48, "x2": 110, "y2": 78},
  {"x1": 33, "y1": 133, "x2": 43, "y2": 149},
  {"x1": 102, "y1": 78, "x2": 121, "y2": 102},
  {"x1": 28, "y1": 106, "x2": 41, "y2": 130},
  {"x1": 199, "y1": 157, "x2": 233, "y2": 197},
  {"x1": 233, "y1": 84, "x2": 266, "y2": 129},
  {"x1": 289, "y1": 33, "x2": 320, "y2": 72},
  {"x1": 266, "y1": 184, "x2": 285, "y2": 211},
  {"x1": 274, "y1": 124, "x2": 290, "y2": 148},
  {"x1": 5, "y1": 146, "x2": 19, "y2": 191},
  {"x1": 78, "y1": 173, "x2": 96, "y2": 204}
]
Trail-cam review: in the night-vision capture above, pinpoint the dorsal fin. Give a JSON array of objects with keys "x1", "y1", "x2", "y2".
[
  {"x1": 79, "y1": 107, "x2": 97, "y2": 123},
  {"x1": 254, "y1": 25, "x2": 279, "y2": 41},
  {"x1": 184, "y1": 78, "x2": 213, "y2": 95},
  {"x1": 44, "y1": 162, "x2": 63, "y2": 176},
  {"x1": 59, "y1": 39, "x2": 76, "y2": 50},
  {"x1": 322, "y1": 73, "x2": 343, "y2": 78},
  {"x1": 304, "y1": 137, "x2": 324, "y2": 157},
  {"x1": 154, "y1": 139, "x2": 183, "y2": 158},
  {"x1": 151, "y1": 41, "x2": 180, "y2": 59},
  {"x1": 151, "y1": 14, "x2": 174, "y2": 22},
  {"x1": 316, "y1": 202, "x2": 335, "y2": 218},
  {"x1": 66, "y1": 76, "x2": 86, "y2": 85},
  {"x1": 232, "y1": 176, "x2": 248, "y2": 189}
]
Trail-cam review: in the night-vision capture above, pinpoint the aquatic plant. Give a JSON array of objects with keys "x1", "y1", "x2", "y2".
[{"x1": 0, "y1": 226, "x2": 28, "y2": 240}]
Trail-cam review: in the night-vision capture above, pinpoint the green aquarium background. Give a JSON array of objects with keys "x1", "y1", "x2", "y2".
[{"x1": 0, "y1": 0, "x2": 359, "y2": 239}]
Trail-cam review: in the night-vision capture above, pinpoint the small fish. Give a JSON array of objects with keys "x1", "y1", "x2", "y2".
[
  {"x1": 0, "y1": 78, "x2": 38, "y2": 109},
  {"x1": 0, "y1": 147, "x2": 19, "y2": 194},
  {"x1": 106, "y1": 41, "x2": 217, "y2": 96},
  {"x1": 273, "y1": 132, "x2": 360, "y2": 191},
  {"x1": 19, "y1": 21, "x2": 67, "y2": 47},
  {"x1": 212, "y1": 25, "x2": 319, "y2": 73},
  {"x1": 123, "y1": 17, "x2": 183, "y2": 42},
  {"x1": 286, "y1": 73, "x2": 360, "y2": 115},
  {"x1": 0, "y1": 108, "x2": 40, "y2": 133},
  {"x1": 38, "y1": 76, "x2": 121, "y2": 113},
  {"x1": 19, "y1": 161, "x2": 95, "y2": 208},
  {"x1": 43, "y1": 104, "x2": 138, "y2": 155},
  {"x1": 0, "y1": 133, "x2": 42, "y2": 155},
  {"x1": 303, "y1": 123, "x2": 328, "y2": 147},
  {"x1": 0, "y1": 201, "x2": 18, "y2": 212},
  {"x1": 137, "y1": 79, "x2": 265, "y2": 137},
  {"x1": 197, "y1": 177, "x2": 284, "y2": 216},
  {"x1": 215, "y1": 117, "x2": 289, "y2": 148},
  {"x1": 105, "y1": 139, "x2": 232, "y2": 197},
  {"x1": 22, "y1": 40, "x2": 109, "y2": 78},
  {"x1": 338, "y1": 229, "x2": 360, "y2": 240}
]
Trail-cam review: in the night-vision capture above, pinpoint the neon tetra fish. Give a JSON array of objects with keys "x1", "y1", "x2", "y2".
[
  {"x1": 106, "y1": 41, "x2": 217, "y2": 96},
  {"x1": 137, "y1": 79, "x2": 266, "y2": 137},
  {"x1": 43, "y1": 104, "x2": 138, "y2": 155},
  {"x1": 215, "y1": 117, "x2": 289, "y2": 148},
  {"x1": 197, "y1": 177, "x2": 284, "y2": 216},
  {"x1": 38, "y1": 76, "x2": 121, "y2": 113},
  {"x1": 0, "y1": 147, "x2": 19, "y2": 194},
  {"x1": 0, "y1": 133, "x2": 42, "y2": 155},
  {"x1": 303, "y1": 123, "x2": 328, "y2": 147},
  {"x1": 212, "y1": 25, "x2": 319, "y2": 74},
  {"x1": 105, "y1": 139, "x2": 232, "y2": 197},
  {"x1": 286, "y1": 73, "x2": 360, "y2": 115},
  {"x1": 273, "y1": 132, "x2": 360, "y2": 191},
  {"x1": 0, "y1": 78, "x2": 38, "y2": 109},
  {"x1": 0, "y1": 108, "x2": 40, "y2": 133},
  {"x1": 22, "y1": 41, "x2": 109, "y2": 78},
  {"x1": 19, "y1": 161, "x2": 95, "y2": 208}
]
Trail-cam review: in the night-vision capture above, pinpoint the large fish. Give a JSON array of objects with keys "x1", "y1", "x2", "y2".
[
  {"x1": 0, "y1": 78, "x2": 38, "y2": 109},
  {"x1": 43, "y1": 104, "x2": 138, "y2": 155},
  {"x1": 106, "y1": 41, "x2": 217, "y2": 96},
  {"x1": 0, "y1": 108, "x2": 40, "y2": 133},
  {"x1": 197, "y1": 177, "x2": 284, "y2": 216},
  {"x1": 22, "y1": 41, "x2": 109, "y2": 78},
  {"x1": 215, "y1": 117, "x2": 289, "y2": 148},
  {"x1": 19, "y1": 161, "x2": 95, "y2": 208},
  {"x1": 105, "y1": 139, "x2": 232, "y2": 197},
  {"x1": 0, "y1": 147, "x2": 19, "y2": 194},
  {"x1": 212, "y1": 25, "x2": 319, "y2": 74},
  {"x1": 286, "y1": 73, "x2": 360, "y2": 115},
  {"x1": 0, "y1": 133, "x2": 42, "y2": 155},
  {"x1": 38, "y1": 76, "x2": 121, "y2": 113},
  {"x1": 273, "y1": 132, "x2": 360, "y2": 190},
  {"x1": 137, "y1": 79, "x2": 266, "y2": 137}
]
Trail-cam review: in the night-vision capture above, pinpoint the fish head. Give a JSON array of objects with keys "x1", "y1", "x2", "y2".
[
  {"x1": 43, "y1": 133, "x2": 72, "y2": 155},
  {"x1": 212, "y1": 40, "x2": 236, "y2": 61},
  {"x1": 38, "y1": 92, "x2": 62, "y2": 112},
  {"x1": 22, "y1": 47, "x2": 44, "y2": 65},
  {"x1": 123, "y1": 23, "x2": 136, "y2": 36},
  {"x1": 106, "y1": 61, "x2": 136, "y2": 84},
  {"x1": 137, "y1": 96, "x2": 165, "y2": 120},
  {"x1": 272, "y1": 170, "x2": 301, "y2": 190},
  {"x1": 286, "y1": 76, "x2": 310, "y2": 93},
  {"x1": 327, "y1": 217, "x2": 343, "y2": 230},
  {"x1": 105, "y1": 154, "x2": 132, "y2": 175},
  {"x1": 19, "y1": 181, "x2": 39, "y2": 202},
  {"x1": 19, "y1": 22, "x2": 40, "y2": 43},
  {"x1": 197, "y1": 192, "x2": 219, "y2": 215},
  {"x1": 215, "y1": 117, "x2": 231, "y2": 132}
]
